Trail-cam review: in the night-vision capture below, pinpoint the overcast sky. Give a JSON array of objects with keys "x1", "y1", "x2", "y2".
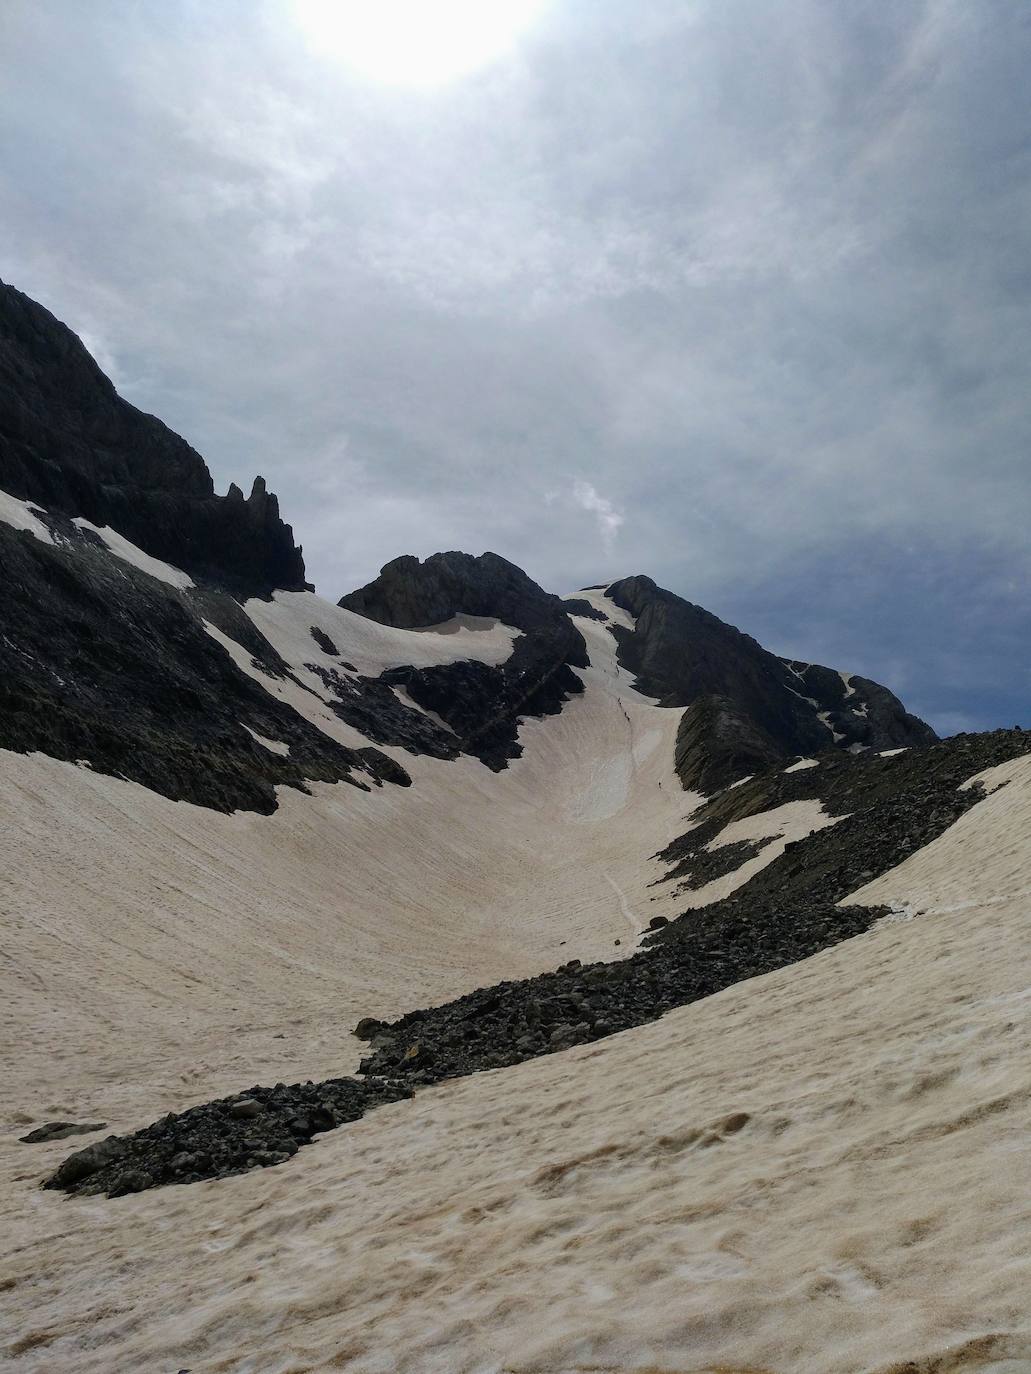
[{"x1": 3, "y1": 0, "x2": 1030, "y2": 732}]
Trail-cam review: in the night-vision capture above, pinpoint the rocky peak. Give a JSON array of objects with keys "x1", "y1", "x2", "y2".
[
  {"x1": 339, "y1": 550, "x2": 570, "y2": 633},
  {"x1": 604, "y1": 574, "x2": 937, "y2": 790},
  {"x1": 341, "y1": 551, "x2": 589, "y2": 770},
  {"x1": 0, "y1": 280, "x2": 305, "y2": 597}
]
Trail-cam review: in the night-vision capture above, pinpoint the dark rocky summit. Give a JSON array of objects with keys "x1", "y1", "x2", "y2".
[
  {"x1": 0, "y1": 284, "x2": 417, "y2": 809},
  {"x1": 50, "y1": 727, "x2": 1031, "y2": 1197},
  {"x1": 605, "y1": 575, "x2": 936, "y2": 789},
  {"x1": 341, "y1": 552, "x2": 589, "y2": 768},
  {"x1": 0, "y1": 279, "x2": 305, "y2": 597}
]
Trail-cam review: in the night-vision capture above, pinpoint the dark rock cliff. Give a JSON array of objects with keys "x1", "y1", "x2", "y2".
[
  {"x1": 0, "y1": 280, "x2": 305, "y2": 598},
  {"x1": 605, "y1": 575, "x2": 937, "y2": 790},
  {"x1": 0, "y1": 518, "x2": 407, "y2": 812},
  {"x1": 341, "y1": 553, "x2": 588, "y2": 769}
]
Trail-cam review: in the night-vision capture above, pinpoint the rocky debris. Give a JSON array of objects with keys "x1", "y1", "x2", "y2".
[
  {"x1": 47, "y1": 1078, "x2": 412, "y2": 1198},
  {"x1": 0, "y1": 281, "x2": 305, "y2": 598},
  {"x1": 0, "y1": 521, "x2": 408, "y2": 812},
  {"x1": 304, "y1": 661, "x2": 459, "y2": 761},
  {"x1": 604, "y1": 576, "x2": 936, "y2": 789},
  {"x1": 341, "y1": 552, "x2": 590, "y2": 770},
  {"x1": 18, "y1": 1121, "x2": 106, "y2": 1143},
  {"x1": 380, "y1": 651, "x2": 585, "y2": 770},
  {"x1": 653, "y1": 825, "x2": 774, "y2": 891}
]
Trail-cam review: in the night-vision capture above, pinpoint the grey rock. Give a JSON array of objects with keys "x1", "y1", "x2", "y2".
[
  {"x1": 18, "y1": 1121, "x2": 106, "y2": 1144},
  {"x1": 229, "y1": 1098, "x2": 262, "y2": 1120}
]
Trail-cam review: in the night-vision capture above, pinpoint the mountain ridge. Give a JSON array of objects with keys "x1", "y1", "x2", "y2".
[{"x1": 0, "y1": 279, "x2": 306, "y2": 598}]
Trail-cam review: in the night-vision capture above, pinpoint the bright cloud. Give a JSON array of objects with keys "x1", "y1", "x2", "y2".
[{"x1": 572, "y1": 480, "x2": 624, "y2": 550}]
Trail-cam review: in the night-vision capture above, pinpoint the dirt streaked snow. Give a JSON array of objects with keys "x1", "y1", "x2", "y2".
[
  {"x1": 3, "y1": 575, "x2": 1029, "y2": 1373},
  {"x1": 0, "y1": 584, "x2": 689, "y2": 1131},
  {"x1": 3, "y1": 754, "x2": 1031, "y2": 1370}
]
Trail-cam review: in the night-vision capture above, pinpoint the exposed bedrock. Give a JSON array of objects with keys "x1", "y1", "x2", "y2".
[
  {"x1": 342, "y1": 552, "x2": 589, "y2": 768},
  {"x1": 605, "y1": 575, "x2": 936, "y2": 790},
  {"x1": 0, "y1": 520, "x2": 407, "y2": 812},
  {"x1": 0, "y1": 280, "x2": 305, "y2": 597}
]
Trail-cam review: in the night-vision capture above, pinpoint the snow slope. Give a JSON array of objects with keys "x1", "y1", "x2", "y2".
[
  {"x1": 0, "y1": 585, "x2": 692, "y2": 1129},
  {"x1": 3, "y1": 549, "x2": 1028, "y2": 1373},
  {"x1": 3, "y1": 755, "x2": 1031, "y2": 1372}
]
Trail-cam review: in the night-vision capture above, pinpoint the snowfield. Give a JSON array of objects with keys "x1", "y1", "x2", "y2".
[{"x1": 2, "y1": 572, "x2": 1030, "y2": 1372}]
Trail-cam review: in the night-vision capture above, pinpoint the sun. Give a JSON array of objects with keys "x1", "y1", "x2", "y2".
[{"x1": 293, "y1": 0, "x2": 547, "y2": 87}]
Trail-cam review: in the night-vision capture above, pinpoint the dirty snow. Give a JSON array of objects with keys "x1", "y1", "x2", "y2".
[
  {"x1": 2, "y1": 580, "x2": 1029, "y2": 1373},
  {"x1": 669, "y1": 796, "x2": 841, "y2": 909},
  {"x1": 3, "y1": 752, "x2": 1030, "y2": 1370}
]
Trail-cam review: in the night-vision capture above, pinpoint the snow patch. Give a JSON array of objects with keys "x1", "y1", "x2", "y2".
[
  {"x1": 71, "y1": 518, "x2": 195, "y2": 589},
  {"x1": 242, "y1": 725, "x2": 290, "y2": 756},
  {"x1": 669, "y1": 799, "x2": 842, "y2": 909},
  {"x1": 244, "y1": 591, "x2": 520, "y2": 680},
  {"x1": 818, "y1": 709, "x2": 845, "y2": 743},
  {"x1": 0, "y1": 487, "x2": 57, "y2": 543}
]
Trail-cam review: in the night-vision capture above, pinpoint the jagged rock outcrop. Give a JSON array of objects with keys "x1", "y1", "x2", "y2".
[
  {"x1": 605, "y1": 575, "x2": 936, "y2": 789},
  {"x1": 0, "y1": 517, "x2": 407, "y2": 812},
  {"x1": 0, "y1": 280, "x2": 305, "y2": 597},
  {"x1": 674, "y1": 694, "x2": 785, "y2": 795},
  {"x1": 341, "y1": 553, "x2": 589, "y2": 769}
]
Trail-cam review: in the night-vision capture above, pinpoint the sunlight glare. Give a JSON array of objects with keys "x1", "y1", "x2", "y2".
[{"x1": 293, "y1": 0, "x2": 547, "y2": 86}]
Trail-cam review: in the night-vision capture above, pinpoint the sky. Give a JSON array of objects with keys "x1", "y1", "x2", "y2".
[{"x1": 2, "y1": 0, "x2": 1030, "y2": 734}]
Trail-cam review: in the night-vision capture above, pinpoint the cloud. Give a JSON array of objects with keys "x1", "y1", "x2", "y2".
[
  {"x1": 571, "y1": 480, "x2": 624, "y2": 550},
  {"x1": 3, "y1": 0, "x2": 1031, "y2": 729}
]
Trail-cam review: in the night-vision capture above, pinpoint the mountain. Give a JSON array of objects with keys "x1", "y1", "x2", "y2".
[
  {"x1": 605, "y1": 573, "x2": 936, "y2": 790},
  {"x1": 0, "y1": 279, "x2": 305, "y2": 596},
  {"x1": 340, "y1": 551, "x2": 589, "y2": 768},
  {"x1": 3, "y1": 283, "x2": 1029, "y2": 1374}
]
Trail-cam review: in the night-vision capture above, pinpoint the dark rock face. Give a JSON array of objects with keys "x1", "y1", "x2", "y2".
[
  {"x1": 341, "y1": 551, "x2": 572, "y2": 633},
  {"x1": 674, "y1": 694, "x2": 786, "y2": 795},
  {"x1": 605, "y1": 575, "x2": 936, "y2": 789},
  {"x1": 0, "y1": 519, "x2": 407, "y2": 812},
  {"x1": 341, "y1": 552, "x2": 589, "y2": 769},
  {"x1": 53, "y1": 727, "x2": 1030, "y2": 1197},
  {"x1": 0, "y1": 280, "x2": 305, "y2": 597}
]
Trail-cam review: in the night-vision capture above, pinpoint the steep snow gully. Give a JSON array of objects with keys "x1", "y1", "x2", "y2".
[{"x1": 3, "y1": 507, "x2": 1031, "y2": 1373}]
